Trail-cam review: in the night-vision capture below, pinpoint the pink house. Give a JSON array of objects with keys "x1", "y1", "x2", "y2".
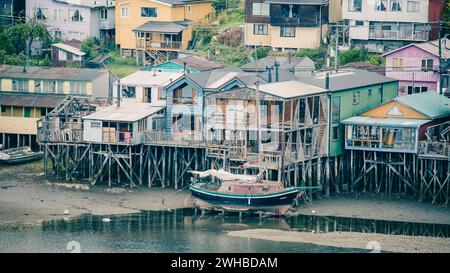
[{"x1": 383, "y1": 39, "x2": 450, "y2": 96}]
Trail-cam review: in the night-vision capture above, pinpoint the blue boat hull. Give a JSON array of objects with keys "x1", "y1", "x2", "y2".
[{"x1": 189, "y1": 184, "x2": 301, "y2": 215}]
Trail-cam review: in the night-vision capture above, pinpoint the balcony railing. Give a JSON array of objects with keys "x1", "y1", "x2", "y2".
[
  {"x1": 144, "y1": 131, "x2": 206, "y2": 147},
  {"x1": 99, "y1": 20, "x2": 115, "y2": 30},
  {"x1": 369, "y1": 30, "x2": 429, "y2": 41},
  {"x1": 418, "y1": 141, "x2": 450, "y2": 159},
  {"x1": 136, "y1": 39, "x2": 182, "y2": 50},
  {"x1": 101, "y1": 131, "x2": 143, "y2": 145}
]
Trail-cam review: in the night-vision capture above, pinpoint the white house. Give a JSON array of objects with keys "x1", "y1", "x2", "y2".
[
  {"x1": 343, "y1": 0, "x2": 443, "y2": 52},
  {"x1": 26, "y1": 0, "x2": 116, "y2": 41},
  {"x1": 115, "y1": 71, "x2": 183, "y2": 106}
]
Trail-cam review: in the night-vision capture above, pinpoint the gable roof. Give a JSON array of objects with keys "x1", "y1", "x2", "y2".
[
  {"x1": 53, "y1": 0, "x2": 116, "y2": 8},
  {"x1": 265, "y1": 0, "x2": 328, "y2": 5},
  {"x1": 382, "y1": 38, "x2": 450, "y2": 59},
  {"x1": 297, "y1": 69, "x2": 397, "y2": 92},
  {"x1": 170, "y1": 67, "x2": 298, "y2": 91},
  {"x1": 0, "y1": 65, "x2": 110, "y2": 81},
  {"x1": 241, "y1": 56, "x2": 315, "y2": 72},
  {"x1": 169, "y1": 56, "x2": 223, "y2": 72},
  {"x1": 83, "y1": 101, "x2": 164, "y2": 122},
  {"x1": 256, "y1": 80, "x2": 327, "y2": 99},
  {"x1": 133, "y1": 21, "x2": 189, "y2": 34},
  {"x1": 52, "y1": 43, "x2": 86, "y2": 57},
  {"x1": 394, "y1": 92, "x2": 450, "y2": 119},
  {"x1": 150, "y1": 0, "x2": 211, "y2": 6}
]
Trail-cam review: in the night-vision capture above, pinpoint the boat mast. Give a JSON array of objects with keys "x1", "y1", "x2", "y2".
[{"x1": 254, "y1": 81, "x2": 264, "y2": 173}]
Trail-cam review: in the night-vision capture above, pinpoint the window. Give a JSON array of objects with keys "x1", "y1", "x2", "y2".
[
  {"x1": 353, "y1": 91, "x2": 360, "y2": 105},
  {"x1": 12, "y1": 79, "x2": 28, "y2": 92},
  {"x1": 141, "y1": 7, "x2": 157, "y2": 17},
  {"x1": 121, "y1": 7, "x2": 130, "y2": 17},
  {"x1": 355, "y1": 20, "x2": 364, "y2": 27},
  {"x1": 391, "y1": 0, "x2": 402, "y2": 11},
  {"x1": 348, "y1": 0, "x2": 362, "y2": 11},
  {"x1": 332, "y1": 97, "x2": 341, "y2": 123},
  {"x1": 280, "y1": 26, "x2": 295, "y2": 37},
  {"x1": 253, "y1": 24, "x2": 268, "y2": 35},
  {"x1": 40, "y1": 108, "x2": 48, "y2": 117},
  {"x1": 173, "y1": 114, "x2": 195, "y2": 131},
  {"x1": 34, "y1": 8, "x2": 47, "y2": 20},
  {"x1": 68, "y1": 31, "x2": 85, "y2": 40},
  {"x1": 91, "y1": 121, "x2": 101, "y2": 128},
  {"x1": 53, "y1": 9, "x2": 62, "y2": 22},
  {"x1": 407, "y1": 0, "x2": 419, "y2": 12},
  {"x1": 58, "y1": 50, "x2": 67, "y2": 61},
  {"x1": 421, "y1": 86, "x2": 428, "y2": 93},
  {"x1": 1, "y1": 4, "x2": 12, "y2": 15},
  {"x1": 70, "y1": 82, "x2": 87, "y2": 94},
  {"x1": 421, "y1": 59, "x2": 434, "y2": 71},
  {"x1": 173, "y1": 83, "x2": 195, "y2": 104},
  {"x1": 368, "y1": 89, "x2": 372, "y2": 97},
  {"x1": 54, "y1": 30, "x2": 62, "y2": 38},
  {"x1": 57, "y1": 81, "x2": 64, "y2": 94},
  {"x1": 24, "y1": 107, "x2": 31, "y2": 118},
  {"x1": 399, "y1": 86, "x2": 406, "y2": 94},
  {"x1": 43, "y1": 80, "x2": 56, "y2": 93},
  {"x1": 122, "y1": 86, "x2": 136, "y2": 98},
  {"x1": 34, "y1": 80, "x2": 42, "y2": 92},
  {"x1": 281, "y1": 4, "x2": 300, "y2": 18},
  {"x1": 100, "y1": 8, "x2": 108, "y2": 19},
  {"x1": 158, "y1": 89, "x2": 166, "y2": 100},
  {"x1": 69, "y1": 9, "x2": 84, "y2": 22},
  {"x1": 375, "y1": 0, "x2": 387, "y2": 11},
  {"x1": 252, "y1": 3, "x2": 270, "y2": 16},
  {"x1": 332, "y1": 126, "x2": 341, "y2": 141},
  {"x1": 187, "y1": 5, "x2": 192, "y2": 13},
  {"x1": 407, "y1": 86, "x2": 413, "y2": 94},
  {"x1": 393, "y1": 58, "x2": 404, "y2": 70}
]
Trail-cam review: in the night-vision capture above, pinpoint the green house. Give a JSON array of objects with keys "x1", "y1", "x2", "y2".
[
  {"x1": 299, "y1": 69, "x2": 398, "y2": 157},
  {"x1": 155, "y1": 55, "x2": 223, "y2": 74}
]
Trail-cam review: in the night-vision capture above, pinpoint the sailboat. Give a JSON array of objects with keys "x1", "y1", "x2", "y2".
[{"x1": 188, "y1": 82, "x2": 319, "y2": 216}]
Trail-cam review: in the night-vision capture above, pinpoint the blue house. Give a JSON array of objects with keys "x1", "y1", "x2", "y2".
[{"x1": 163, "y1": 67, "x2": 297, "y2": 134}]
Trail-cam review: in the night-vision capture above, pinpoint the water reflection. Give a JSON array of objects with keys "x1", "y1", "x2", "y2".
[{"x1": 1, "y1": 209, "x2": 449, "y2": 253}]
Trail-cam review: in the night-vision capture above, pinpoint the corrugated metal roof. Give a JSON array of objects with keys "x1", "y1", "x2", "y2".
[
  {"x1": 257, "y1": 80, "x2": 327, "y2": 99},
  {"x1": 120, "y1": 71, "x2": 182, "y2": 86},
  {"x1": 133, "y1": 21, "x2": 188, "y2": 34},
  {"x1": 52, "y1": 43, "x2": 86, "y2": 56},
  {"x1": 53, "y1": 0, "x2": 116, "y2": 8},
  {"x1": 383, "y1": 39, "x2": 450, "y2": 59},
  {"x1": 83, "y1": 101, "x2": 164, "y2": 122},
  {"x1": 0, "y1": 65, "x2": 109, "y2": 81},
  {"x1": 170, "y1": 56, "x2": 223, "y2": 72},
  {"x1": 342, "y1": 116, "x2": 431, "y2": 128},
  {"x1": 241, "y1": 56, "x2": 313, "y2": 72},
  {"x1": 394, "y1": 92, "x2": 450, "y2": 119},
  {"x1": 0, "y1": 93, "x2": 66, "y2": 108},
  {"x1": 297, "y1": 69, "x2": 397, "y2": 92}
]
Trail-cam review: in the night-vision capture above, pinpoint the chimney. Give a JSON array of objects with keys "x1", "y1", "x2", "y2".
[
  {"x1": 116, "y1": 79, "x2": 121, "y2": 109},
  {"x1": 183, "y1": 62, "x2": 187, "y2": 75},
  {"x1": 325, "y1": 73, "x2": 330, "y2": 90},
  {"x1": 274, "y1": 62, "x2": 279, "y2": 82}
]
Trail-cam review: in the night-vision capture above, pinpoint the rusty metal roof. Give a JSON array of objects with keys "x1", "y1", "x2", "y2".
[
  {"x1": 0, "y1": 93, "x2": 67, "y2": 108},
  {"x1": 0, "y1": 65, "x2": 109, "y2": 81}
]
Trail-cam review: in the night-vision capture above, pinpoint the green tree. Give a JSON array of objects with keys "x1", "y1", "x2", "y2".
[
  {"x1": 6, "y1": 20, "x2": 51, "y2": 58},
  {"x1": 81, "y1": 37, "x2": 101, "y2": 59}
]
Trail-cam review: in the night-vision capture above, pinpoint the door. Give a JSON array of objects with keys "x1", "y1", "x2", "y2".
[{"x1": 145, "y1": 88, "x2": 152, "y2": 103}]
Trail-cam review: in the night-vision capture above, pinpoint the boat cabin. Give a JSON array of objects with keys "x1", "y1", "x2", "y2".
[{"x1": 342, "y1": 92, "x2": 450, "y2": 153}]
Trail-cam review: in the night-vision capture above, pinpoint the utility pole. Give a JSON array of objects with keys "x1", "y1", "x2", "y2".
[
  {"x1": 438, "y1": 21, "x2": 443, "y2": 95},
  {"x1": 335, "y1": 25, "x2": 339, "y2": 72}
]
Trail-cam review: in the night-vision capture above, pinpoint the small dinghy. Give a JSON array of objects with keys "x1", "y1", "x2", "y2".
[{"x1": 0, "y1": 146, "x2": 43, "y2": 165}]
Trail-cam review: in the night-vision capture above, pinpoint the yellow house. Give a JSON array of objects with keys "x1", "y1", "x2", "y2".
[
  {"x1": 244, "y1": 0, "x2": 339, "y2": 50},
  {"x1": 0, "y1": 65, "x2": 117, "y2": 149},
  {"x1": 115, "y1": 0, "x2": 212, "y2": 64}
]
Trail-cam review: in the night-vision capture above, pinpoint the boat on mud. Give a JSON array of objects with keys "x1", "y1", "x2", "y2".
[
  {"x1": 188, "y1": 169, "x2": 317, "y2": 216},
  {"x1": 0, "y1": 146, "x2": 43, "y2": 165}
]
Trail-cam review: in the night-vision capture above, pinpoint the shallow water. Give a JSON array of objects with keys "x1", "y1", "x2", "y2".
[{"x1": 0, "y1": 209, "x2": 449, "y2": 253}]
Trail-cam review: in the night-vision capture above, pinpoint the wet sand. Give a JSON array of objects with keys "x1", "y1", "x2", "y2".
[
  {"x1": 0, "y1": 161, "x2": 449, "y2": 226},
  {"x1": 228, "y1": 229, "x2": 450, "y2": 253}
]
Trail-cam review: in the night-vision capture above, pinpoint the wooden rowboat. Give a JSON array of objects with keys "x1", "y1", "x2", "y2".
[{"x1": 0, "y1": 146, "x2": 43, "y2": 165}]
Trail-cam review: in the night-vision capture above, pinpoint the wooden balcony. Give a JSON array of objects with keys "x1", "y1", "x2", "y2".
[
  {"x1": 369, "y1": 30, "x2": 429, "y2": 41},
  {"x1": 144, "y1": 131, "x2": 206, "y2": 147},
  {"x1": 136, "y1": 39, "x2": 182, "y2": 51},
  {"x1": 418, "y1": 141, "x2": 450, "y2": 159}
]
